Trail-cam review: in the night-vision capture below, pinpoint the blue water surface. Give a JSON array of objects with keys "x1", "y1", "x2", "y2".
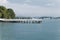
[{"x1": 0, "y1": 19, "x2": 60, "y2": 40}]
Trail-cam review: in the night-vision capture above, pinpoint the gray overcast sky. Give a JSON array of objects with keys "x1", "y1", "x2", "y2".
[{"x1": 0, "y1": 0, "x2": 60, "y2": 17}]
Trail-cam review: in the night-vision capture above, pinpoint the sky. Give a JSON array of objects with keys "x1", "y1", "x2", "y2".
[{"x1": 0, "y1": 0, "x2": 60, "y2": 17}]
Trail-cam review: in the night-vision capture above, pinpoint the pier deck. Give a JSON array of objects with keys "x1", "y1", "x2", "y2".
[{"x1": 0, "y1": 19, "x2": 42, "y2": 23}]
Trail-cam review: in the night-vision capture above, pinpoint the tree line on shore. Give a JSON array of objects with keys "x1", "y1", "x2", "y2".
[{"x1": 0, "y1": 6, "x2": 15, "y2": 19}]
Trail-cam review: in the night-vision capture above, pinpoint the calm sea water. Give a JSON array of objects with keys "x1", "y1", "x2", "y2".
[{"x1": 0, "y1": 19, "x2": 60, "y2": 40}]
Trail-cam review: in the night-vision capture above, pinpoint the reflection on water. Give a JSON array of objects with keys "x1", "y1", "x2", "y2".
[{"x1": 0, "y1": 19, "x2": 60, "y2": 40}]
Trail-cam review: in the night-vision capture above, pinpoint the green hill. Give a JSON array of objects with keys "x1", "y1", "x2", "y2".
[{"x1": 0, "y1": 6, "x2": 15, "y2": 19}]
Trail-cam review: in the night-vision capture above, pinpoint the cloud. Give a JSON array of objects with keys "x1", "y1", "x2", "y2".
[
  {"x1": 24, "y1": 0, "x2": 31, "y2": 3},
  {"x1": 0, "y1": 0, "x2": 8, "y2": 3}
]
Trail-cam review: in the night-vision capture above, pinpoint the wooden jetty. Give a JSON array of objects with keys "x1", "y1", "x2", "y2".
[{"x1": 0, "y1": 18, "x2": 42, "y2": 23}]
